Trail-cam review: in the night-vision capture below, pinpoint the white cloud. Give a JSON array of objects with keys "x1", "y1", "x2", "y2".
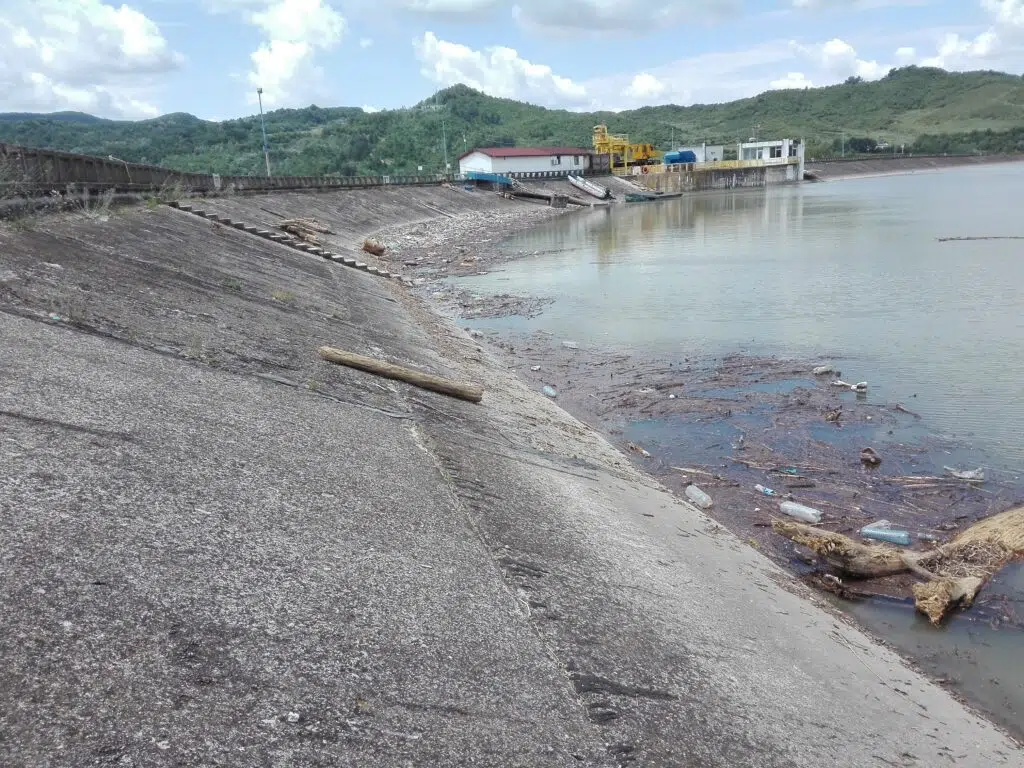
[
  {"x1": 814, "y1": 37, "x2": 888, "y2": 79},
  {"x1": 413, "y1": 31, "x2": 589, "y2": 107},
  {"x1": 983, "y1": 0, "x2": 1024, "y2": 27},
  {"x1": 379, "y1": 0, "x2": 738, "y2": 33},
  {"x1": 769, "y1": 71, "x2": 813, "y2": 89},
  {"x1": 362, "y1": 104, "x2": 381, "y2": 112},
  {"x1": 624, "y1": 73, "x2": 666, "y2": 100},
  {"x1": 894, "y1": 46, "x2": 916, "y2": 63},
  {"x1": 919, "y1": 31, "x2": 1000, "y2": 68},
  {"x1": 209, "y1": 0, "x2": 346, "y2": 107},
  {"x1": 359, "y1": 37, "x2": 374, "y2": 48},
  {"x1": 0, "y1": 0, "x2": 182, "y2": 118}
]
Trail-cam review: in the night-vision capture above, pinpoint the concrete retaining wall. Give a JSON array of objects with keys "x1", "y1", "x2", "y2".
[
  {"x1": 0, "y1": 143, "x2": 452, "y2": 196},
  {"x1": 636, "y1": 165, "x2": 769, "y2": 193}
]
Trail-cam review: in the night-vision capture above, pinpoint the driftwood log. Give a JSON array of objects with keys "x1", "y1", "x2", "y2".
[
  {"x1": 318, "y1": 346, "x2": 483, "y2": 403},
  {"x1": 773, "y1": 505, "x2": 1024, "y2": 624},
  {"x1": 278, "y1": 218, "x2": 332, "y2": 244}
]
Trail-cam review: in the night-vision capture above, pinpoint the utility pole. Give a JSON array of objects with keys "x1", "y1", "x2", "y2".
[
  {"x1": 257, "y1": 87, "x2": 271, "y2": 177},
  {"x1": 441, "y1": 118, "x2": 449, "y2": 174},
  {"x1": 841, "y1": 131, "x2": 846, "y2": 158}
]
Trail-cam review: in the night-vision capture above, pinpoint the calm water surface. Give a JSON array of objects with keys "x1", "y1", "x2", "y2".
[
  {"x1": 456, "y1": 163, "x2": 1024, "y2": 734},
  {"x1": 462, "y1": 163, "x2": 1024, "y2": 469}
]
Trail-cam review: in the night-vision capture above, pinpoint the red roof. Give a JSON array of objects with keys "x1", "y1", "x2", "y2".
[{"x1": 458, "y1": 147, "x2": 592, "y2": 161}]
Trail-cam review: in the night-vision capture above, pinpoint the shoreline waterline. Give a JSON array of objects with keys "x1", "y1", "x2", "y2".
[{"x1": 371, "y1": 166, "x2": 1024, "y2": 739}]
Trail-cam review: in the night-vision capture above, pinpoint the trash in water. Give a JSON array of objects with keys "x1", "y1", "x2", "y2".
[
  {"x1": 813, "y1": 365, "x2": 838, "y2": 376},
  {"x1": 754, "y1": 484, "x2": 777, "y2": 496},
  {"x1": 627, "y1": 442, "x2": 651, "y2": 458},
  {"x1": 542, "y1": 385, "x2": 558, "y2": 398},
  {"x1": 943, "y1": 466, "x2": 985, "y2": 482},
  {"x1": 685, "y1": 484, "x2": 713, "y2": 509},
  {"x1": 832, "y1": 379, "x2": 868, "y2": 392},
  {"x1": 562, "y1": 341, "x2": 579, "y2": 350},
  {"x1": 860, "y1": 447, "x2": 882, "y2": 466},
  {"x1": 778, "y1": 467, "x2": 800, "y2": 476},
  {"x1": 668, "y1": 394, "x2": 677, "y2": 399},
  {"x1": 860, "y1": 521, "x2": 912, "y2": 546},
  {"x1": 824, "y1": 407, "x2": 842, "y2": 423},
  {"x1": 778, "y1": 501, "x2": 822, "y2": 524},
  {"x1": 530, "y1": 365, "x2": 541, "y2": 372}
]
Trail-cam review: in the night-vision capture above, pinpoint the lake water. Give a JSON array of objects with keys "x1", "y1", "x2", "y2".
[
  {"x1": 455, "y1": 163, "x2": 1024, "y2": 734},
  {"x1": 462, "y1": 164, "x2": 1024, "y2": 470}
]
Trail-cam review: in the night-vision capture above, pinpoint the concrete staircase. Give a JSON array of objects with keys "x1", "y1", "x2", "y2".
[{"x1": 166, "y1": 201, "x2": 404, "y2": 282}]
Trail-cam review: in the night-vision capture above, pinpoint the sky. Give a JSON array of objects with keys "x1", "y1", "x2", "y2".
[{"x1": 0, "y1": 0, "x2": 1022, "y2": 121}]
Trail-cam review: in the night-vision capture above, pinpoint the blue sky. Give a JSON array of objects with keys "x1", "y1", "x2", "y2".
[{"x1": 1, "y1": 0, "x2": 1022, "y2": 120}]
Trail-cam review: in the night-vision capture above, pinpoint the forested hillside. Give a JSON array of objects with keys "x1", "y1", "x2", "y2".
[{"x1": 1, "y1": 67, "x2": 1022, "y2": 177}]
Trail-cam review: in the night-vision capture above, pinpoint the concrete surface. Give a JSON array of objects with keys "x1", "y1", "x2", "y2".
[{"x1": 1, "y1": 195, "x2": 1021, "y2": 766}]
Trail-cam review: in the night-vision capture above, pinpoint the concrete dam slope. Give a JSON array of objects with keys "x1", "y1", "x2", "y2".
[
  {"x1": 806, "y1": 153, "x2": 1024, "y2": 180},
  {"x1": 0, "y1": 187, "x2": 1020, "y2": 767}
]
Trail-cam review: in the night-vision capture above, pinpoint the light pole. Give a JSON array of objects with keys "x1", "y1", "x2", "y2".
[
  {"x1": 257, "y1": 87, "x2": 271, "y2": 177},
  {"x1": 441, "y1": 118, "x2": 449, "y2": 176}
]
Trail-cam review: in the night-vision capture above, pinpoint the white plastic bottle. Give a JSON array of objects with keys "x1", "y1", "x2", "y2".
[
  {"x1": 779, "y1": 501, "x2": 822, "y2": 524},
  {"x1": 685, "y1": 484, "x2": 713, "y2": 509}
]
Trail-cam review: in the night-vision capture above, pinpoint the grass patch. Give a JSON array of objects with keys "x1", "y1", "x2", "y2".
[
  {"x1": 272, "y1": 290, "x2": 297, "y2": 304},
  {"x1": 223, "y1": 278, "x2": 243, "y2": 292}
]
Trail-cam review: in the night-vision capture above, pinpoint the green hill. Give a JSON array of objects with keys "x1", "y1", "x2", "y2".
[{"x1": 1, "y1": 66, "x2": 1022, "y2": 177}]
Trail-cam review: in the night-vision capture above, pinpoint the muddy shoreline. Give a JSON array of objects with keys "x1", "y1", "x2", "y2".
[
  {"x1": 372, "y1": 198, "x2": 1021, "y2": 621},
  {"x1": 367, "y1": 194, "x2": 1024, "y2": 735}
]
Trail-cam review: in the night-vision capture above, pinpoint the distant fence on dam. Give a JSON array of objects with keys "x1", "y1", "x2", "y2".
[{"x1": 0, "y1": 143, "x2": 455, "y2": 197}]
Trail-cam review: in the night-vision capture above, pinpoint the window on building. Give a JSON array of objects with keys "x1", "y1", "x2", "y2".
[
  {"x1": 552, "y1": 155, "x2": 561, "y2": 166},
  {"x1": 770, "y1": 145, "x2": 783, "y2": 158},
  {"x1": 789, "y1": 142, "x2": 798, "y2": 157},
  {"x1": 574, "y1": 156, "x2": 581, "y2": 165}
]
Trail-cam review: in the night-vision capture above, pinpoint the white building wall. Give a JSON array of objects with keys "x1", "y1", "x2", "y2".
[
  {"x1": 738, "y1": 139, "x2": 804, "y2": 172},
  {"x1": 677, "y1": 144, "x2": 726, "y2": 163},
  {"x1": 489, "y1": 154, "x2": 590, "y2": 174},
  {"x1": 459, "y1": 151, "x2": 591, "y2": 176},
  {"x1": 458, "y1": 151, "x2": 495, "y2": 174}
]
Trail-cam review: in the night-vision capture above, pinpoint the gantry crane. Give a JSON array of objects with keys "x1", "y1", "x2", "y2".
[{"x1": 592, "y1": 124, "x2": 662, "y2": 171}]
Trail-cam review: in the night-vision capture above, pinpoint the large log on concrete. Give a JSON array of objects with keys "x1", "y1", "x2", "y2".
[{"x1": 318, "y1": 346, "x2": 483, "y2": 403}]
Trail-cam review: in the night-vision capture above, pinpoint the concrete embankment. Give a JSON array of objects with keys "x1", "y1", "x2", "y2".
[
  {"x1": 807, "y1": 154, "x2": 1024, "y2": 180},
  {"x1": 0, "y1": 188, "x2": 1020, "y2": 766}
]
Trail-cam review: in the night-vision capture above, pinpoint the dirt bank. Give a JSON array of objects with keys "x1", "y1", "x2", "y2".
[{"x1": 807, "y1": 154, "x2": 1024, "y2": 181}]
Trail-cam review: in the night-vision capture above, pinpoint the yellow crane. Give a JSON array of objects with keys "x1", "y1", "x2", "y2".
[{"x1": 592, "y1": 124, "x2": 662, "y2": 171}]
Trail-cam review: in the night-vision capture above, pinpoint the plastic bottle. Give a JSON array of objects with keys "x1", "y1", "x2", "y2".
[
  {"x1": 542, "y1": 385, "x2": 558, "y2": 398},
  {"x1": 779, "y1": 501, "x2": 822, "y2": 524},
  {"x1": 685, "y1": 484, "x2": 713, "y2": 509},
  {"x1": 861, "y1": 528, "x2": 912, "y2": 546},
  {"x1": 755, "y1": 484, "x2": 777, "y2": 496}
]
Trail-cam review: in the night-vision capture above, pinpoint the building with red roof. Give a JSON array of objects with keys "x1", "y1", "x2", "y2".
[{"x1": 458, "y1": 146, "x2": 595, "y2": 177}]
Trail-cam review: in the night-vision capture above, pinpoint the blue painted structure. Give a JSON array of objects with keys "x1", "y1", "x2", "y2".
[
  {"x1": 464, "y1": 171, "x2": 515, "y2": 187},
  {"x1": 664, "y1": 150, "x2": 698, "y2": 165}
]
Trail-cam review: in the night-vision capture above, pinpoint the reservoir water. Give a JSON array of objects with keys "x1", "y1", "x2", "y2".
[{"x1": 455, "y1": 163, "x2": 1024, "y2": 735}]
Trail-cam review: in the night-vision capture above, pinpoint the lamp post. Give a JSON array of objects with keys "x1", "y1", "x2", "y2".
[
  {"x1": 257, "y1": 87, "x2": 271, "y2": 177},
  {"x1": 441, "y1": 118, "x2": 449, "y2": 176}
]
